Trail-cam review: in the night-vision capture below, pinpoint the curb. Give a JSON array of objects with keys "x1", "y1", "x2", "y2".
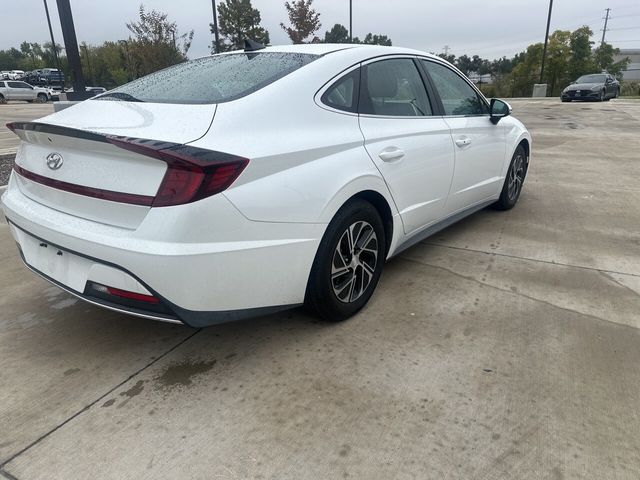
[{"x1": 0, "y1": 152, "x2": 16, "y2": 162}]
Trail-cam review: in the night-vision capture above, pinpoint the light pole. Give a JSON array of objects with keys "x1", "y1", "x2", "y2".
[
  {"x1": 539, "y1": 0, "x2": 553, "y2": 84},
  {"x1": 56, "y1": 0, "x2": 88, "y2": 99},
  {"x1": 211, "y1": 0, "x2": 220, "y2": 53},
  {"x1": 43, "y1": 0, "x2": 64, "y2": 89},
  {"x1": 349, "y1": 0, "x2": 353, "y2": 43}
]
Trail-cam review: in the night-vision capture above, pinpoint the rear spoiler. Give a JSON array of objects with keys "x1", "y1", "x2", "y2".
[{"x1": 7, "y1": 121, "x2": 249, "y2": 208}]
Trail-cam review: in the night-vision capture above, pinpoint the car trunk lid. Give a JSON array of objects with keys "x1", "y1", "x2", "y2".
[{"x1": 8, "y1": 101, "x2": 218, "y2": 229}]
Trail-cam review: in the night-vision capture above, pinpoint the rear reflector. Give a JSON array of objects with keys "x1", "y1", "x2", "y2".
[
  {"x1": 106, "y1": 136, "x2": 249, "y2": 207},
  {"x1": 90, "y1": 282, "x2": 160, "y2": 304}
]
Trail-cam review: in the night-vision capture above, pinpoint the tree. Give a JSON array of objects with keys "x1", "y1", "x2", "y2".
[
  {"x1": 568, "y1": 26, "x2": 594, "y2": 80},
  {"x1": 361, "y1": 33, "x2": 392, "y2": 46},
  {"x1": 281, "y1": 0, "x2": 321, "y2": 44},
  {"x1": 324, "y1": 23, "x2": 349, "y2": 43},
  {"x1": 213, "y1": 0, "x2": 270, "y2": 52},
  {"x1": 126, "y1": 5, "x2": 193, "y2": 77},
  {"x1": 593, "y1": 42, "x2": 630, "y2": 79},
  {"x1": 437, "y1": 52, "x2": 456, "y2": 64},
  {"x1": 543, "y1": 30, "x2": 572, "y2": 95}
]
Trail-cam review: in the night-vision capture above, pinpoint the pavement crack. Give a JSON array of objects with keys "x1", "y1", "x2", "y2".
[
  {"x1": 0, "y1": 469, "x2": 19, "y2": 480},
  {"x1": 399, "y1": 255, "x2": 637, "y2": 330},
  {"x1": 421, "y1": 241, "x2": 640, "y2": 278},
  {"x1": 0, "y1": 328, "x2": 202, "y2": 469},
  {"x1": 598, "y1": 271, "x2": 640, "y2": 300}
]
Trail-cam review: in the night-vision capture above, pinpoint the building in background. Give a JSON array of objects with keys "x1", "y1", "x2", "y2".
[{"x1": 614, "y1": 49, "x2": 640, "y2": 81}]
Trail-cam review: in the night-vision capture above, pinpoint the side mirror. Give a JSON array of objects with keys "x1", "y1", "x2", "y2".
[{"x1": 490, "y1": 98, "x2": 511, "y2": 125}]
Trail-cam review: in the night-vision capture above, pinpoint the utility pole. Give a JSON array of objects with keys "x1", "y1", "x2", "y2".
[
  {"x1": 443, "y1": 45, "x2": 451, "y2": 56},
  {"x1": 43, "y1": 0, "x2": 64, "y2": 90},
  {"x1": 601, "y1": 8, "x2": 611, "y2": 45},
  {"x1": 211, "y1": 0, "x2": 220, "y2": 53},
  {"x1": 539, "y1": 0, "x2": 554, "y2": 83},
  {"x1": 349, "y1": 0, "x2": 353, "y2": 43}
]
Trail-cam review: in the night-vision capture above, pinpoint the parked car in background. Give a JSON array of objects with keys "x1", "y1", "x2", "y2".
[
  {"x1": 87, "y1": 86, "x2": 107, "y2": 95},
  {"x1": 0, "y1": 81, "x2": 51, "y2": 103},
  {"x1": 2, "y1": 44, "x2": 530, "y2": 326},
  {"x1": 8, "y1": 70, "x2": 25, "y2": 80},
  {"x1": 1, "y1": 71, "x2": 10, "y2": 79},
  {"x1": 561, "y1": 73, "x2": 620, "y2": 102}
]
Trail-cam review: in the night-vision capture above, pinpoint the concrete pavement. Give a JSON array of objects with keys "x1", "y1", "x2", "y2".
[{"x1": 1, "y1": 98, "x2": 639, "y2": 479}]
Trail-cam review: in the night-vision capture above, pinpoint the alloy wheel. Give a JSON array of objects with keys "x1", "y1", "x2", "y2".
[
  {"x1": 507, "y1": 154, "x2": 525, "y2": 202},
  {"x1": 331, "y1": 221, "x2": 379, "y2": 303}
]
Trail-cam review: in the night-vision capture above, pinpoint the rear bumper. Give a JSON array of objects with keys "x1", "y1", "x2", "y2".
[{"x1": 1, "y1": 176, "x2": 325, "y2": 327}]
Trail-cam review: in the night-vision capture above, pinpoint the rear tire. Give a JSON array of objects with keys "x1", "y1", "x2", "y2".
[
  {"x1": 305, "y1": 199, "x2": 385, "y2": 322},
  {"x1": 493, "y1": 145, "x2": 527, "y2": 211},
  {"x1": 0, "y1": 94, "x2": 5, "y2": 105}
]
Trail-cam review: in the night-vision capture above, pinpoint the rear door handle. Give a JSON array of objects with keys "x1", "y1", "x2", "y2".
[
  {"x1": 455, "y1": 137, "x2": 472, "y2": 148},
  {"x1": 378, "y1": 148, "x2": 405, "y2": 162}
]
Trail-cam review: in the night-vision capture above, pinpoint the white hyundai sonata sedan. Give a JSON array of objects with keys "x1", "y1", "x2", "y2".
[{"x1": 2, "y1": 43, "x2": 530, "y2": 327}]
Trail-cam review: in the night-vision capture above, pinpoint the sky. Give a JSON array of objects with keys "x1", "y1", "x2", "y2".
[{"x1": 1, "y1": 0, "x2": 639, "y2": 60}]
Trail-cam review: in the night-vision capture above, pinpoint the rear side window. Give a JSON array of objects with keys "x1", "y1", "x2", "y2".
[
  {"x1": 321, "y1": 69, "x2": 360, "y2": 113},
  {"x1": 359, "y1": 59, "x2": 432, "y2": 117},
  {"x1": 421, "y1": 60, "x2": 487, "y2": 116},
  {"x1": 95, "y1": 52, "x2": 319, "y2": 105}
]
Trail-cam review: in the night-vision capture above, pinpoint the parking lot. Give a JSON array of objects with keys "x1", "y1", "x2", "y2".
[{"x1": 1, "y1": 98, "x2": 639, "y2": 479}]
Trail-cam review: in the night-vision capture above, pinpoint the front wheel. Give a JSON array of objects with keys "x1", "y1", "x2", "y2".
[
  {"x1": 599, "y1": 90, "x2": 605, "y2": 102},
  {"x1": 305, "y1": 200, "x2": 385, "y2": 321},
  {"x1": 493, "y1": 145, "x2": 527, "y2": 211},
  {"x1": 36, "y1": 93, "x2": 47, "y2": 103}
]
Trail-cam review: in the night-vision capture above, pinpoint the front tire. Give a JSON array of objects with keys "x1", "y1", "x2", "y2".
[
  {"x1": 36, "y1": 93, "x2": 47, "y2": 103},
  {"x1": 599, "y1": 90, "x2": 605, "y2": 102},
  {"x1": 305, "y1": 200, "x2": 385, "y2": 321},
  {"x1": 493, "y1": 145, "x2": 527, "y2": 211}
]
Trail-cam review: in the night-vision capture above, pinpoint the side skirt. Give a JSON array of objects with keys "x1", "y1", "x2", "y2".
[{"x1": 390, "y1": 199, "x2": 496, "y2": 258}]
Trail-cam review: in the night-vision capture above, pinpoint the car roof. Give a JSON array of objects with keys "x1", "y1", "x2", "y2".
[{"x1": 198, "y1": 43, "x2": 439, "y2": 61}]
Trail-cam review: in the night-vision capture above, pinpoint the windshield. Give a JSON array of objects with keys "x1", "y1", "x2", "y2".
[
  {"x1": 95, "y1": 52, "x2": 320, "y2": 104},
  {"x1": 576, "y1": 74, "x2": 606, "y2": 84}
]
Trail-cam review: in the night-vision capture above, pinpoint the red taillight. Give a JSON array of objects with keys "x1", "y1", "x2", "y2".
[{"x1": 106, "y1": 135, "x2": 249, "y2": 207}]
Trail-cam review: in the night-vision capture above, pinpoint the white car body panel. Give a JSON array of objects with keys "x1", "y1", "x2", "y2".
[
  {"x1": 360, "y1": 115, "x2": 455, "y2": 234},
  {"x1": 1, "y1": 44, "x2": 531, "y2": 327},
  {"x1": 442, "y1": 115, "x2": 508, "y2": 214}
]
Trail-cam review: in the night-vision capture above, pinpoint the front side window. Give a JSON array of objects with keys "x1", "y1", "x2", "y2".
[
  {"x1": 422, "y1": 60, "x2": 486, "y2": 116},
  {"x1": 359, "y1": 58, "x2": 432, "y2": 117},
  {"x1": 95, "y1": 52, "x2": 319, "y2": 105}
]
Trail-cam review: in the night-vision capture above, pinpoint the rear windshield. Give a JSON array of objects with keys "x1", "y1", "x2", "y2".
[
  {"x1": 94, "y1": 52, "x2": 319, "y2": 104},
  {"x1": 576, "y1": 74, "x2": 606, "y2": 83}
]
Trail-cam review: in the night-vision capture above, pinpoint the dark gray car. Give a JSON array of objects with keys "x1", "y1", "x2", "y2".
[{"x1": 561, "y1": 73, "x2": 620, "y2": 102}]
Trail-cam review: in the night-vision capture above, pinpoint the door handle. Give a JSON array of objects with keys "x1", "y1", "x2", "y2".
[
  {"x1": 455, "y1": 137, "x2": 472, "y2": 148},
  {"x1": 378, "y1": 148, "x2": 405, "y2": 162}
]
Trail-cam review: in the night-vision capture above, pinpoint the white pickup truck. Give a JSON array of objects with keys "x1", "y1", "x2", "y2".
[{"x1": 0, "y1": 80, "x2": 52, "y2": 103}]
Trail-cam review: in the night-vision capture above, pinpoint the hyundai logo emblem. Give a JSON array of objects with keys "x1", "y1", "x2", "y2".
[{"x1": 46, "y1": 152, "x2": 64, "y2": 170}]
